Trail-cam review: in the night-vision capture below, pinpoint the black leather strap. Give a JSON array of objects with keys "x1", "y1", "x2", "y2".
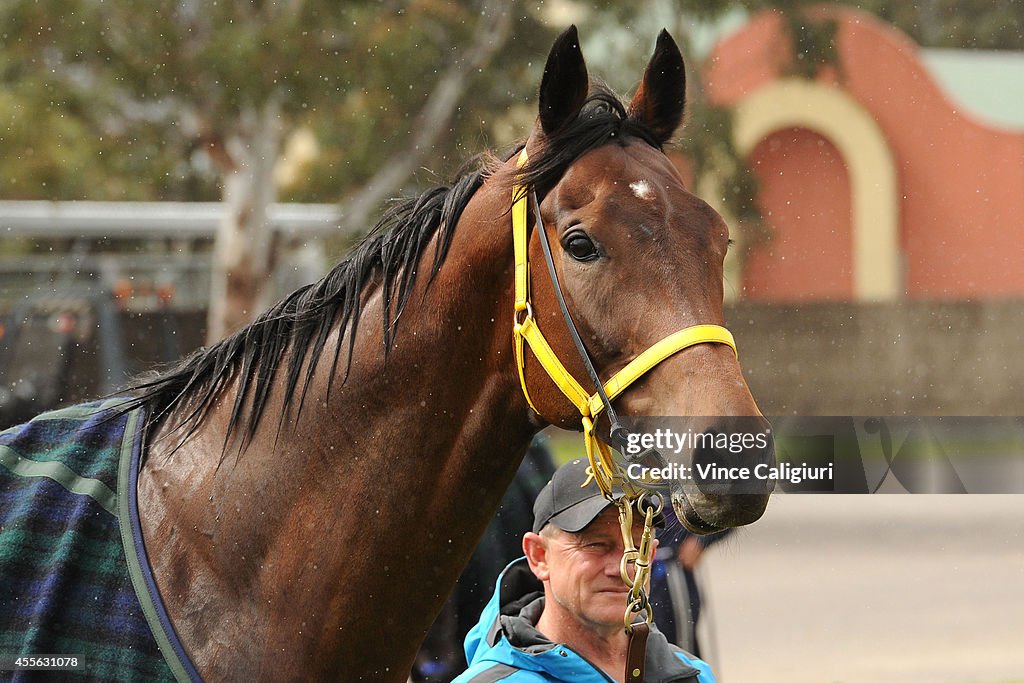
[{"x1": 531, "y1": 192, "x2": 623, "y2": 440}]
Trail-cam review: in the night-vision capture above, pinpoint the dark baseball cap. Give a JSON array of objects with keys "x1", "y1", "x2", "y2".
[{"x1": 531, "y1": 457, "x2": 665, "y2": 534}]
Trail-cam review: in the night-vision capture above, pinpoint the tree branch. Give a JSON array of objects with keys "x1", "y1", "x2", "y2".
[{"x1": 337, "y1": 0, "x2": 514, "y2": 236}]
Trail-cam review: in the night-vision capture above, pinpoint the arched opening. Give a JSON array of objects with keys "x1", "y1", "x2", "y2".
[
  {"x1": 732, "y1": 79, "x2": 901, "y2": 301},
  {"x1": 743, "y1": 127, "x2": 853, "y2": 300}
]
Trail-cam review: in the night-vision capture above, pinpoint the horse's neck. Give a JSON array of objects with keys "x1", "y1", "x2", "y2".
[{"x1": 139, "y1": 188, "x2": 537, "y2": 680}]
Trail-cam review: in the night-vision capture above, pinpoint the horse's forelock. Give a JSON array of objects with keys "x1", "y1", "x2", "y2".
[{"x1": 517, "y1": 86, "x2": 663, "y2": 199}]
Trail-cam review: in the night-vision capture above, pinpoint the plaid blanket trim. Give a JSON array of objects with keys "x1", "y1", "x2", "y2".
[{"x1": 0, "y1": 400, "x2": 201, "y2": 682}]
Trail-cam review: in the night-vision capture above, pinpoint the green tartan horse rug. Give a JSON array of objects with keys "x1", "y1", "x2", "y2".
[{"x1": 0, "y1": 400, "x2": 200, "y2": 682}]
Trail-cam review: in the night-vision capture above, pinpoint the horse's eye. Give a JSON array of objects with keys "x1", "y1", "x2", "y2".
[{"x1": 564, "y1": 232, "x2": 599, "y2": 262}]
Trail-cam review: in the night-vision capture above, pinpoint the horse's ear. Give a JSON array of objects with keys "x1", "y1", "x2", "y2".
[
  {"x1": 628, "y1": 29, "x2": 686, "y2": 145},
  {"x1": 539, "y1": 25, "x2": 589, "y2": 136}
]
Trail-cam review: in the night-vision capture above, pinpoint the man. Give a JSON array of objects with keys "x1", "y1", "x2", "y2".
[{"x1": 454, "y1": 458, "x2": 716, "y2": 683}]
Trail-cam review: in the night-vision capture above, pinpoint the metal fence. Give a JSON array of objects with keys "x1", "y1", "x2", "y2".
[{"x1": 0, "y1": 201, "x2": 349, "y2": 427}]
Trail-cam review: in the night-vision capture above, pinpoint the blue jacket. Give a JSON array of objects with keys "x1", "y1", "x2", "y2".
[{"x1": 453, "y1": 558, "x2": 716, "y2": 683}]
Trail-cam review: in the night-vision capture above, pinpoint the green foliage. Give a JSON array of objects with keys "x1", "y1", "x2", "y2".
[
  {"x1": 1, "y1": 1, "x2": 221, "y2": 199},
  {"x1": 0, "y1": 0, "x2": 552, "y2": 203},
  {"x1": 857, "y1": 0, "x2": 1024, "y2": 50},
  {"x1": 678, "y1": 0, "x2": 1024, "y2": 50},
  {"x1": 679, "y1": 103, "x2": 759, "y2": 222},
  {"x1": 783, "y1": 13, "x2": 840, "y2": 79},
  {"x1": 0, "y1": 0, "x2": 1018, "y2": 206}
]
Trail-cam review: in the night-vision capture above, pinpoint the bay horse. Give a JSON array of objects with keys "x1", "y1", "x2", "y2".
[{"x1": 0, "y1": 27, "x2": 772, "y2": 681}]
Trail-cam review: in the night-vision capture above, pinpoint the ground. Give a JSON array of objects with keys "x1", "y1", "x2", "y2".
[{"x1": 700, "y1": 495, "x2": 1024, "y2": 683}]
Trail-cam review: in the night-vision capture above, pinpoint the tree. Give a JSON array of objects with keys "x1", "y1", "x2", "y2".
[
  {"x1": 7, "y1": 1, "x2": 1012, "y2": 336},
  {"x1": 858, "y1": 0, "x2": 1024, "y2": 50},
  {"x1": 0, "y1": 0, "x2": 523, "y2": 341}
]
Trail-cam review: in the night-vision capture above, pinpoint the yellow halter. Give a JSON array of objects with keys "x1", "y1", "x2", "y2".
[{"x1": 510, "y1": 148, "x2": 738, "y2": 497}]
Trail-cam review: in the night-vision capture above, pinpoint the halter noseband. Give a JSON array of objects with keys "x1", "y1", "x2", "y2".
[{"x1": 511, "y1": 148, "x2": 737, "y2": 496}]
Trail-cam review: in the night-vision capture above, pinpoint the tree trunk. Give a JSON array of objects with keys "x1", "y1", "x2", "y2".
[
  {"x1": 206, "y1": 99, "x2": 285, "y2": 343},
  {"x1": 205, "y1": 0, "x2": 512, "y2": 341}
]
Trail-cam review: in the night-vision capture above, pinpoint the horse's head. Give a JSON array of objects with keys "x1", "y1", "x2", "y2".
[{"x1": 512, "y1": 27, "x2": 773, "y2": 533}]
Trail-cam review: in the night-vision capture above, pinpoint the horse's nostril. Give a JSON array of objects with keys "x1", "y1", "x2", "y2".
[{"x1": 691, "y1": 420, "x2": 775, "y2": 496}]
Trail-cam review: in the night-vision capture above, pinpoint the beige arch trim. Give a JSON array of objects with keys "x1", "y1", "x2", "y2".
[{"x1": 732, "y1": 78, "x2": 901, "y2": 301}]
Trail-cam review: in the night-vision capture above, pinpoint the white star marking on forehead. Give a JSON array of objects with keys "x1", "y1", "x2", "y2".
[{"x1": 629, "y1": 179, "x2": 655, "y2": 201}]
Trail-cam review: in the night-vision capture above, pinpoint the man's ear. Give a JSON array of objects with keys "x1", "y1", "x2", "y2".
[
  {"x1": 627, "y1": 29, "x2": 687, "y2": 145},
  {"x1": 539, "y1": 25, "x2": 589, "y2": 136},
  {"x1": 523, "y1": 531, "x2": 551, "y2": 582}
]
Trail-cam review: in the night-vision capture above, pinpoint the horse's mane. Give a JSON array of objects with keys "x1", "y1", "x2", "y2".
[{"x1": 127, "y1": 84, "x2": 662, "y2": 449}]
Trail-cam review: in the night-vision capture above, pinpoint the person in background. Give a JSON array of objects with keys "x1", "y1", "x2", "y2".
[{"x1": 648, "y1": 509, "x2": 732, "y2": 658}]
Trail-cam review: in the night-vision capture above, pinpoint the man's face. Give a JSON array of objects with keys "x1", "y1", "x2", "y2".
[{"x1": 529, "y1": 507, "x2": 653, "y2": 633}]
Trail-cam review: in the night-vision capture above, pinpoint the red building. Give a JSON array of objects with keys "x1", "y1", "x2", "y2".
[{"x1": 703, "y1": 6, "x2": 1024, "y2": 302}]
